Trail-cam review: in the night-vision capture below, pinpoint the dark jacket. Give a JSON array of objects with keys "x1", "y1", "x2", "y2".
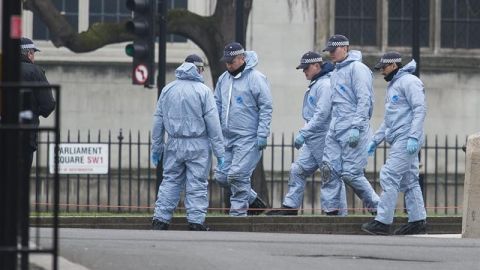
[{"x1": 20, "y1": 54, "x2": 56, "y2": 150}]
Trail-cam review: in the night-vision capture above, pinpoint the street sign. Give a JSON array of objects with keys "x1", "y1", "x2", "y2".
[
  {"x1": 49, "y1": 143, "x2": 109, "y2": 174},
  {"x1": 10, "y1": 15, "x2": 21, "y2": 38},
  {"x1": 134, "y1": 64, "x2": 148, "y2": 84}
]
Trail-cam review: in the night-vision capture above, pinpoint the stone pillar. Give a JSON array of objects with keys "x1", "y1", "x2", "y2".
[
  {"x1": 314, "y1": 0, "x2": 332, "y2": 52},
  {"x1": 462, "y1": 133, "x2": 480, "y2": 238}
]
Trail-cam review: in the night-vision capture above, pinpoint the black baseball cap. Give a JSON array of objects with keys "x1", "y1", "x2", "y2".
[
  {"x1": 322, "y1": 34, "x2": 349, "y2": 52},
  {"x1": 185, "y1": 54, "x2": 204, "y2": 67},
  {"x1": 220, "y1": 42, "x2": 245, "y2": 62},
  {"x1": 296, "y1": 51, "x2": 323, "y2": 69},
  {"x1": 374, "y1": 51, "x2": 402, "y2": 70},
  {"x1": 20, "y1": 37, "x2": 40, "y2": 52}
]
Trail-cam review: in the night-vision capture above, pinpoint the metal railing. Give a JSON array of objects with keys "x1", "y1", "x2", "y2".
[
  {"x1": 0, "y1": 83, "x2": 60, "y2": 270},
  {"x1": 32, "y1": 130, "x2": 466, "y2": 216}
]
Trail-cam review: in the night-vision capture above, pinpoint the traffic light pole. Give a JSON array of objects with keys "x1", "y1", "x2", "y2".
[
  {"x1": 157, "y1": 0, "x2": 166, "y2": 98},
  {"x1": 411, "y1": 0, "x2": 424, "y2": 198},
  {"x1": 235, "y1": 0, "x2": 245, "y2": 46},
  {"x1": 412, "y1": 0, "x2": 420, "y2": 77},
  {"x1": 155, "y1": 0, "x2": 167, "y2": 190},
  {"x1": 0, "y1": 1, "x2": 22, "y2": 269}
]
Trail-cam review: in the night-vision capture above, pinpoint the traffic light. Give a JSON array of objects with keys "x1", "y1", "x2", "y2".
[{"x1": 125, "y1": 0, "x2": 155, "y2": 87}]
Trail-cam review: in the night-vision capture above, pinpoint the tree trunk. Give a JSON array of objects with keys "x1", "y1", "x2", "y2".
[{"x1": 251, "y1": 157, "x2": 270, "y2": 206}]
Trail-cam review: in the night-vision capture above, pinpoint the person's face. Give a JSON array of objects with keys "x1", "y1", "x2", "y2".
[
  {"x1": 27, "y1": 49, "x2": 36, "y2": 63},
  {"x1": 303, "y1": 63, "x2": 322, "y2": 80},
  {"x1": 197, "y1": 66, "x2": 204, "y2": 74},
  {"x1": 380, "y1": 63, "x2": 397, "y2": 76},
  {"x1": 225, "y1": 55, "x2": 245, "y2": 72},
  {"x1": 329, "y1": 46, "x2": 348, "y2": 63}
]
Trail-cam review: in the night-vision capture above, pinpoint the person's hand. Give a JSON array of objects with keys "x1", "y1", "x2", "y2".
[
  {"x1": 406, "y1": 138, "x2": 419, "y2": 155},
  {"x1": 151, "y1": 152, "x2": 161, "y2": 166},
  {"x1": 294, "y1": 134, "x2": 305, "y2": 150},
  {"x1": 367, "y1": 141, "x2": 377, "y2": 156},
  {"x1": 257, "y1": 137, "x2": 268, "y2": 150},
  {"x1": 217, "y1": 156, "x2": 225, "y2": 169},
  {"x1": 348, "y1": 128, "x2": 360, "y2": 148}
]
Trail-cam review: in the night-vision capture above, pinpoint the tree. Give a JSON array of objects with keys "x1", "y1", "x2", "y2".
[
  {"x1": 22, "y1": 0, "x2": 252, "y2": 85},
  {"x1": 22, "y1": 0, "x2": 270, "y2": 206}
]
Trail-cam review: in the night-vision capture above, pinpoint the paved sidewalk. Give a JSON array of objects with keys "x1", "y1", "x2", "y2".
[
  {"x1": 30, "y1": 254, "x2": 89, "y2": 270},
  {"x1": 34, "y1": 215, "x2": 462, "y2": 234}
]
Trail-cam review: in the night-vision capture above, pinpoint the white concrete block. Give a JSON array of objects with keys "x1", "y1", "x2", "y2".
[{"x1": 462, "y1": 132, "x2": 480, "y2": 238}]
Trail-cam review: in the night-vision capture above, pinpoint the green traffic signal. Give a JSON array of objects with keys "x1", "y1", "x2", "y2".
[
  {"x1": 125, "y1": 43, "x2": 134, "y2": 57},
  {"x1": 124, "y1": 43, "x2": 147, "y2": 58}
]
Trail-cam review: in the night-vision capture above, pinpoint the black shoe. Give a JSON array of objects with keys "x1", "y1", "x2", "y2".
[
  {"x1": 247, "y1": 197, "x2": 268, "y2": 215},
  {"x1": 361, "y1": 220, "x2": 390, "y2": 235},
  {"x1": 152, "y1": 219, "x2": 169, "y2": 230},
  {"x1": 325, "y1": 210, "x2": 339, "y2": 216},
  {"x1": 188, "y1": 223, "x2": 210, "y2": 231},
  {"x1": 393, "y1": 220, "x2": 426, "y2": 235},
  {"x1": 265, "y1": 205, "x2": 298, "y2": 216}
]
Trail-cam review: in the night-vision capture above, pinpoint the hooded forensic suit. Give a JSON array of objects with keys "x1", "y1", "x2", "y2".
[
  {"x1": 152, "y1": 62, "x2": 224, "y2": 225},
  {"x1": 321, "y1": 50, "x2": 380, "y2": 212},
  {"x1": 214, "y1": 51, "x2": 273, "y2": 216},
  {"x1": 372, "y1": 60, "x2": 427, "y2": 225},
  {"x1": 283, "y1": 62, "x2": 347, "y2": 215}
]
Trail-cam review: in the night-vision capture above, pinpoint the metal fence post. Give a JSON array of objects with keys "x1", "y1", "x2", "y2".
[{"x1": 117, "y1": 129, "x2": 124, "y2": 212}]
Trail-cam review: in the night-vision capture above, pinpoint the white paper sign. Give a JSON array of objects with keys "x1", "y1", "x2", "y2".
[{"x1": 49, "y1": 143, "x2": 109, "y2": 174}]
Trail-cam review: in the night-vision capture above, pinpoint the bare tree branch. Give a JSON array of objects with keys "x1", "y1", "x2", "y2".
[
  {"x1": 24, "y1": 0, "x2": 269, "y2": 203},
  {"x1": 24, "y1": 0, "x2": 133, "y2": 52}
]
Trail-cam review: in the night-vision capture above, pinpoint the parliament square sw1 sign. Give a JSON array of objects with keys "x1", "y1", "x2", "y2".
[{"x1": 49, "y1": 143, "x2": 109, "y2": 174}]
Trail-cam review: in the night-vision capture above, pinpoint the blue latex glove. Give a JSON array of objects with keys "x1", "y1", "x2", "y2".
[
  {"x1": 257, "y1": 137, "x2": 268, "y2": 150},
  {"x1": 406, "y1": 138, "x2": 419, "y2": 155},
  {"x1": 367, "y1": 141, "x2": 377, "y2": 156},
  {"x1": 217, "y1": 156, "x2": 225, "y2": 169},
  {"x1": 348, "y1": 128, "x2": 360, "y2": 148},
  {"x1": 151, "y1": 152, "x2": 161, "y2": 166},
  {"x1": 294, "y1": 134, "x2": 305, "y2": 150}
]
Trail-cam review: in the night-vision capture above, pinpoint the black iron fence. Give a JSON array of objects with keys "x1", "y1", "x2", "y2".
[
  {"x1": 32, "y1": 130, "x2": 466, "y2": 216},
  {"x1": 1, "y1": 84, "x2": 60, "y2": 270}
]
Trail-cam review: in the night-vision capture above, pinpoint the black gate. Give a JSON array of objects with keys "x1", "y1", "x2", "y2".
[{"x1": 0, "y1": 83, "x2": 60, "y2": 270}]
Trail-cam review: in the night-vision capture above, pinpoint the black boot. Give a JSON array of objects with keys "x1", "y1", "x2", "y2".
[
  {"x1": 361, "y1": 220, "x2": 390, "y2": 235},
  {"x1": 152, "y1": 219, "x2": 169, "y2": 230},
  {"x1": 265, "y1": 205, "x2": 298, "y2": 216},
  {"x1": 247, "y1": 197, "x2": 268, "y2": 215},
  {"x1": 325, "y1": 210, "x2": 339, "y2": 216},
  {"x1": 188, "y1": 223, "x2": 210, "y2": 231},
  {"x1": 393, "y1": 220, "x2": 426, "y2": 235}
]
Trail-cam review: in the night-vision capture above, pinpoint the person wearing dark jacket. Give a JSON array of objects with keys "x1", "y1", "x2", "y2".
[{"x1": 20, "y1": 37, "x2": 56, "y2": 174}]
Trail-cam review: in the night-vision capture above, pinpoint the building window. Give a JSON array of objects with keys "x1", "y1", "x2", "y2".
[
  {"x1": 334, "y1": 0, "x2": 377, "y2": 46},
  {"x1": 165, "y1": 0, "x2": 188, "y2": 42},
  {"x1": 441, "y1": 0, "x2": 480, "y2": 49},
  {"x1": 388, "y1": 0, "x2": 430, "y2": 47},
  {"x1": 33, "y1": 0, "x2": 79, "y2": 40},
  {"x1": 89, "y1": 0, "x2": 131, "y2": 24},
  {"x1": 31, "y1": 0, "x2": 189, "y2": 43}
]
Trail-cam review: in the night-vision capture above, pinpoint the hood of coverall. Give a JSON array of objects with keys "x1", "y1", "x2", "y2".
[
  {"x1": 175, "y1": 62, "x2": 204, "y2": 83},
  {"x1": 244, "y1": 51, "x2": 259, "y2": 71},
  {"x1": 391, "y1": 60, "x2": 417, "y2": 83},
  {"x1": 335, "y1": 50, "x2": 363, "y2": 69},
  {"x1": 313, "y1": 62, "x2": 335, "y2": 80}
]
